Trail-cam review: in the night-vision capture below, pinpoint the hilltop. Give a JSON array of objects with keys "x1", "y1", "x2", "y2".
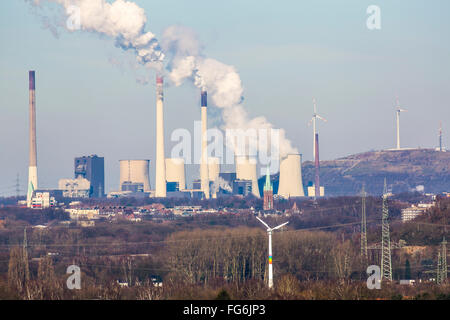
[{"x1": 301, "y1": 149, "x2": 450, "y2": 196}]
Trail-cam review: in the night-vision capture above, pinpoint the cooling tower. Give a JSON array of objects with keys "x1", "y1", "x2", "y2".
[
  {"x1": 155, "y1": 75, "x2": 166, "y2": 197},
  {"x1": 235, "y1": 155, "x2": 259, "y2": 197},
  {"x1": 165, "y1": 158, "x2": 186, "y2": 190},
  {"x1": 27, "y1": 71, "x2": 38, "y2": 207},
  {"x1": 200, "y1": 90, "x2": 210, "y2": 199},
  {"x1": 119, "y1": 160, "x2": 151, "y2": 192},
  {"x1": 277, "y1": 154, "x2": 305, "y2": 198}
]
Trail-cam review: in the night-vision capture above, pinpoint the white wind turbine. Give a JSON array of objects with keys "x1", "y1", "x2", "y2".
[
  {"x1": 308, "y1": 98, "x2": 327, "y2": 160},
  {"x1": 395, "y1": 97, "x2": 407, "y2": 150},
  {"x1": 256, "y1": 216, "x2": 289, "y2": 289}
]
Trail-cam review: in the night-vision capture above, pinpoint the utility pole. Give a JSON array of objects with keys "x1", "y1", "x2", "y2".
[
  {"x1": 360, "y1": 185, "x2": 368, "y2": 265},
  {"x1": 380, "y1": 179, "x2": 392, "y2": 281}
]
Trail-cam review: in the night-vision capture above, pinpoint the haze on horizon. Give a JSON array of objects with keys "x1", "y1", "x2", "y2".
[{"x1": 0, "y1": 0, "x2": 449, "y2": 196}]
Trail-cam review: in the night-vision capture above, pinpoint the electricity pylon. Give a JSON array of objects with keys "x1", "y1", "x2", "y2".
[
  {"x1": 360, "y1": 185, "x2": 368, "y2": 264},
  {"x1": 22, "y1": 227, "x2": 30, "y2": 282},
  {"x1": 440, "y1": 237, "x2": 447, "y2": 284},
  {"x1": 380, "y1": 179, "x2": 392, "y2": 281},
  {"x1": 437, "y1": 237, "x2": 448, "y2": 285}
]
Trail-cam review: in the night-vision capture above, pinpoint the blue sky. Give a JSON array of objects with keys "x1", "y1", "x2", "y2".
[{"x1": 1, "y1": 0, "x2": 449, "y2": 195}]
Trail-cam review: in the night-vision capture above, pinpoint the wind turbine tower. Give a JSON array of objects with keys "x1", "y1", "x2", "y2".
[
  {"x1": 439, "y1": 121, "x2": 443, "y2": 152},
  {"x1": 309, "y1": 98, "x2": 327, "y2": 159},
  {"x1": 395, "y1": 98, "x2": 407, "y2": 150},
  {"x1": 256, "y1": 216, "x2": 289, "y2": 289}
]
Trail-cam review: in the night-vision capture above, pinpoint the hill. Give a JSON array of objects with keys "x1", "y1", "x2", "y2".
[{"x1": 301, "y1": 149, "x2": 450, "y2": 196}]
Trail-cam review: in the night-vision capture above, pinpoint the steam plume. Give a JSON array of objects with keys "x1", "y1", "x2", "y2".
[{"x1": 27, "y1": 1, "x2": 298, "y2": 158}]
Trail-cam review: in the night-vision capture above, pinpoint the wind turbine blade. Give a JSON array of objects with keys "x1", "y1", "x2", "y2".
[
  {"x1": 272, "y1": 221, "x2": 289, "y2": 230},
  {"x1": 308, "y1": 118, "x2": 313, "y2": 126},
  {"x1": 256, "y1": 216, "x2": 270, "y2": 229},
  {"x1": 316, "y1": 115, "x2": 327, "y2": 122},
  {"x1": 399, "y1": 108, "x2": 407, "y2": 112}
]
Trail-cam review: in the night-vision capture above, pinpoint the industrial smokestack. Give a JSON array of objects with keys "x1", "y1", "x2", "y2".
[
  {"x1": 200, "y1": 90, "x2": 210, "y2": 199},
  {"x1": 27, "y1": 71, "x2": 38, "y2": 207},
  {"x1": 277, "y1": 154, "x2": 305, "y2": 198},
  {"x1": 155, "y1": 75, "x2": 166, "y2": 197},
  {"x1": 314, "y1": 133, "x2": 320, "y2": 198}
]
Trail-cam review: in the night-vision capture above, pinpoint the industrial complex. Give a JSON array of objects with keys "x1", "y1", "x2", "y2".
[
  {"x1": 24, "y1": 71, "x2": 326, "y2": 208},
  {"x1": 23, "y1": 70, "x2": 447, "y2": 209}
]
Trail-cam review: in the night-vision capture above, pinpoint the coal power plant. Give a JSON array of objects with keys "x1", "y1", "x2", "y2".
[{"x1": 23, "y1": 69, "x2": 315, "y2": 203}]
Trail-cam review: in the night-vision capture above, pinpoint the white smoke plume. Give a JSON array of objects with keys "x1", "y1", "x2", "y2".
[
  {"x1": 161, "y1": 25, "x2": 298, "y2": 158},
  {"x1": 27, "y1": 1, "x2": 298, "y2": 158},
  {"x1": 28, "y1": 0, "x2": 164, "y2": 67},
  {"x1": 211, "y1": 177, "x2": 232, "y2": 194}
]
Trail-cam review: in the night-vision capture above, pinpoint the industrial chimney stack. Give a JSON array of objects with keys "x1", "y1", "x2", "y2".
[
  {"x1": 27, "y1": 71, "x2": 38, "y2": 206},
  {"x1": 155, "y1": 75, "x2": 166, "y2": 197},
  {"x1": 200, "y1": 90, "x2": 210, "y2": 199}
]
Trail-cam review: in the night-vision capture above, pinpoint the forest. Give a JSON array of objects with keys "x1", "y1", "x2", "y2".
[{"x1": 0, "y1": 195, "x2": 448, "y2": 300}]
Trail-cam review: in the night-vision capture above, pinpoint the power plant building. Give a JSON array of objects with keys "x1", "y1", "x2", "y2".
[
  {"x1": 58, "y1": 177, "x2": 90, "y2": 198},
  {"x1": 74, "y1": 155, "x2": 105, "y2": 198},
  {"x1": 119, "y1": 159, "x2": 151, "y2": 192}
]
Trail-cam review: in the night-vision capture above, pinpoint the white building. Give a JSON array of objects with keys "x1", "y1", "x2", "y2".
[
  {"x1": 401, "y1": 205, "x2": 432, "y2": 222},
  {"x1": 307, "y1": 186, "x2": 325, "y2": 197},
  {"x1": 31, "y1": 192, "x2": 56, "y2": 209},
  {"x1": 66, "y1": 208, "x2": 100, "y2": 220}
]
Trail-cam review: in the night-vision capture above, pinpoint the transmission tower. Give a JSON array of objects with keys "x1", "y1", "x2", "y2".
[
  {"x1": 437, "y1": 251, "x2": 442, "y2": 285},
  {"x1": 360, "y1": 185, "x2": 368, "y2": 264},
  {"x1": 380, "y1": 179, "x2": 392, "y2": 281},
  {"x1": 441, "y1": 237, "x2": 447, "y2": 283},
  {"x1": 22, "y1": 228, "x2": 30, "y2": 282},
  {"x1": 15, "y1": 173, "x2": 20, "y2": 198}
]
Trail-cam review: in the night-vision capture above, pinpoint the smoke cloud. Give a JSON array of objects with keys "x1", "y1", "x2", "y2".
[
  {"x1": 27, "y1": 1, "x2": 298, "y2": 158},
  {"x1": 28, "y1": 0, "x2": 164, "y2": 67},
  {"x1": 161, "y1": 25, "x2": 298, "y2": 158}
]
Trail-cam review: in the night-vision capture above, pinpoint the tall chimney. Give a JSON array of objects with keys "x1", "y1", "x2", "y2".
[
  {"x1": 200, "y1": 90, "x2": 210, "y2": 199},
  {"x1": 155, "y1": 75, "x2": 166, "y2": 197},
  {"x1": 27, "y1": 71, "x2": 38, "y2": 207},
  {"x1": 314, "y1": 133, "x2": 320, "y2": 198}
]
